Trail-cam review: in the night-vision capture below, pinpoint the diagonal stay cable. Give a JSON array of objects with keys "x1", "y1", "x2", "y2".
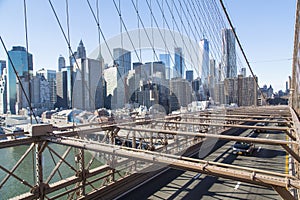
[
  {"x1": 190, "y1": 0, "x2": 224, "y2": 78},
  {"x1": 165, "y1": 0, "x2": 198, "y2": 75},
  {"x1": 145, "y1": 0, "x2": 176, "y2": 68},
  {"x1": 154, "y1": 0, "x2": 183, "y2": 72},
  {"x1": 23, "y1": 0, "x2": 36, "y2": 124},
  {"x1": 218, "y1": 0, "x2": 266, "y2": 101},
  {"x1": 86, "y1": 0, "x2": 126, "y2": 87},
  {"x1": 48, "y1": 0, "x2": 97, "y2": 110},
  {"x1": 0, "y1": 36, "x2": 38, "y2": 122},
  {"x1": 131, "y1": 0, "x2": 160, "y2": 62}
]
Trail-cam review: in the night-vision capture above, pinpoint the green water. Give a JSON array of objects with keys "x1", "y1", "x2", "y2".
[{"x1": 0, "y1": 144, "x2": 103, "y2": 199}]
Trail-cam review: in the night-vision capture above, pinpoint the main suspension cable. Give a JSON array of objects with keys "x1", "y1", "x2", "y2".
[{"x1": 219, "y1": 0, "x2": 266, "y2": 101}]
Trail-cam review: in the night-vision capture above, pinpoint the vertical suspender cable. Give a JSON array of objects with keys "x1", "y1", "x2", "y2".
[
  {"x1": 150, "y1": 0, "x2": 155, "y2": 61},
  {"x1": 49, "y1": 0, "x2": 97, "y2": 115},
  {"x1": 23, "y1": 0, "x2": 38, "y2": 124},
  {"x1": 66, "y1": 0, "x2": 71, "y2": 64},
  {"x1": 218, "y1": 0, "x2": 266, "y2": 102},
  {"x1": 65, "y1": 0, "x2": 75, "y2": 131},
  {"x1": 96, "y1": 0, "x2": 101, "y2": 61},
  {"x1": 137, "y1": 0, "x2": 142, "y2": 62},
  {"x1": 0, "y1": 38, "x2": 37, "y2": 122}
]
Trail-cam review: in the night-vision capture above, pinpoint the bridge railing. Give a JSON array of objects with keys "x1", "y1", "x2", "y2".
[{"x1": 291, "y1": 0, "x2": 300, "y2": 116}]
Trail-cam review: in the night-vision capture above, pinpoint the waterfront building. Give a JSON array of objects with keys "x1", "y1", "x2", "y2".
[
  {"x1": 0, "y1": 68, "x2": 7, "y2": 114},
  {"x1": 0, "y1": 60, "x2": 6, "y2": 75},
  {"x1": 36, "y1": 68, "x2": 57, "y2": 106},
  {"x1": 56, "y1": 69, "x2": 68, "y2": 109},
  {"x1": 7, "y1": 46, "x2": 33, "y2": 114}
]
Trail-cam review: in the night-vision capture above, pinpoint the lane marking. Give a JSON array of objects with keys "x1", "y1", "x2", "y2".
[
  {"x1": 234, "y1": 182, "x2": 241, "y2": 190},
  {"x1": 285, "y1": 135, "x2": 289, "y2": 174},
  {"x1": 193, "y1": 173, "x2": 202, "y2": 179},
  {"x1": 257, "y1": 146, "x2": 262, "y2": 152},
  {"x1": 248, "y1": 131, "x2": 253, "y2": 137},
  {"x1": 266, "y1": 134, "x2": 269, "y2": 138}
]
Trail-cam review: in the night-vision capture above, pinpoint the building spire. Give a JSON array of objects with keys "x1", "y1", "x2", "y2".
[{"x1": 76, "y1": 39, "x2": 86, "y2": 59}]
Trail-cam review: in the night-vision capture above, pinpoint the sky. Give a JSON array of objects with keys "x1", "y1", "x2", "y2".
[{"x1": 0, "y1": 0, "x2": 297, "y2": 92}]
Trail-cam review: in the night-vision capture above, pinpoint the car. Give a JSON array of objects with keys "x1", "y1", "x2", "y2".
[
  {"x1": 254, "y1": 122, "x2": 266, "y2": 133},
  {"x1": 232, "y1": 141, "x2": 255, "y2": 155},
  {"x1": 277, "y1": 118, "x2": 286, "y2": 126}
]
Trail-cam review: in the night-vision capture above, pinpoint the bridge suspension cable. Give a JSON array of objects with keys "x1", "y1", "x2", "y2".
[{"x1": 219, "y1": 0, "x2": 266, "y2": 101}]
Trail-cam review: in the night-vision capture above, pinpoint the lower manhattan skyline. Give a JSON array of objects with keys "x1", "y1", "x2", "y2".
[
  {"x1": 0, "y1": 0, "x2": 296, "y2": 91},
  {"x1": 0, "y1": 1, "x2": 299, "y2": 199}
]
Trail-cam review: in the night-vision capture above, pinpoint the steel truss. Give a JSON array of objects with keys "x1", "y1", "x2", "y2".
[{"x1": 0, "y1": 106, "x2": 299, "y2": 199}]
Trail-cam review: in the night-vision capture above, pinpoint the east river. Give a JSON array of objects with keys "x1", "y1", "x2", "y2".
[{"x1": 0, "y1": 143, "x2": 101, "y2": 199}]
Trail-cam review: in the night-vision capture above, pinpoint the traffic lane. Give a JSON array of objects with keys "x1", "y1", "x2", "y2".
[
  {"x1": 118, "y1": 127, "x2": 250, "y2": 200},
  {"x1": 118, "y1": 127, "x2": 286, "y2": 199},
  {"x1": 119, "y1": 128, "x2": 250, "y2": 199},
  {"x1": 232, "y1": 129, "x2": 286, "y2": 173},
  {"x1": 198, "y1": 128, "x2": 286, "y2": 199},
  {"x1": 148, "y1": 128, "x2": 285, "y2": 199},
  {"x1": 186, "y1": 177, "x2": 280, "y2": 200}
]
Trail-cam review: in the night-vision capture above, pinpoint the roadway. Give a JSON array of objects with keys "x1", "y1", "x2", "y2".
[{"x1": 117, "y1": 123, "x2": 287, "y2": 200}]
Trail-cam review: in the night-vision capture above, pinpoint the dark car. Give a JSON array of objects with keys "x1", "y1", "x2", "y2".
[
  {"x1": 277, "y1": 118, "x2": 286, "y2": 126},
  {"x1": 232, "y1": 141, "x2": 255, "y2": 155},
  {"x1": 254, "y1": 122, "x2": 267, "y2": 133}
]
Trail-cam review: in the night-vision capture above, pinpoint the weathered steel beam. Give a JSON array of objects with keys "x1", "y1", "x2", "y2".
[
  {"x1": 182, "y1": 116, "x2": 290, "y2": 124},
  {"x1": 273, "y1": 186, "x2": 296, "y2": 200},
  {"x1": 47, "y1": 145, "x2": 77, "y2": 173},
  {"x1": 281, "y1": 144, "x2": 300, "y2": 163},
  {"x1": 47, "y1": 137, "x2": 300, "y2": 190},
  {"x1": 45, "y1": 165, "x2": 111, "y2": 198},
  {"x1": 0, "y1": 137, "x2": 36, "y2": 148},
  {"x1": 117, "y1": 126, "x2": 294, "y2": 146},
  {"x1": 45, "y1": 146, "x2": 72, "y2": 184},
  {"x1": 187, "y1": 113, "x2": 291, "y2": 119},
  {"x1": 154, "y1": 120, "x2": 289, "y2": 132},
  {"x1": 0, "y1": 164, "x2": 33, "y2": 190}
]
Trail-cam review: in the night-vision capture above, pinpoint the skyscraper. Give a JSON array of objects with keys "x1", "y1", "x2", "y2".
[
  {"x1": 208, "y1": 59, "x2": 217, "y2": 100},
  {"x1": 170, "y1": 78, "x2": 192, "y2": 109},
  {"x1": 16, "y1": 75, "x2": 51, "y2": 111},
  {"x1": 113, "y1": 48, "x2": 131, "y2": 108},
  {"x1": 0, "y1": 60, "x2": 6, "y2": 75},
  {"x1": 56, "y1": 69, "x2": 68, "y2": 109},
  {"x1": 113, "y1": 48, "x2": 131, "y2": 76},
  {"x1": 174, "y1": 47, "x2": 184, "y2": 78},
  {"x1": 58, "y1": 55, "x2": 66, "y2": 72},
  {"x1": 0, "y1": 68, "x2": 7, "y2": 114},
  {"x1": 221, "y1": 28, "x2": 237, "y2": 79},
  {"x1": 73, "y1": 58, "x2": 104, "y2": 111},
  {"x1": 186, "y1": 70, "x2": 193, "y2": 82},
  {"x1": 159, "y1": 54, "x2": 171, "y2": 79},
  {"x1": 199, "y1": 39, "x2": 209, "y2": 84},
  {"x1": 36, "y1": 68, "x2": 57, "y2": 106},
  {"x1": 7, "y1": 46, "x2": 33, "y2": 114},
  {"x1": 76, "y1": 40, "x2": 86, "y2": 59},
  {"x1": 209, "y1": 59, "x2": 216, "y2": 77},
  {"x1": 240, "y1": 67, "x2": 246, "y2": 77},
  {"x1": 133, "y1": 62, "x2": 143, "y2": 70}
]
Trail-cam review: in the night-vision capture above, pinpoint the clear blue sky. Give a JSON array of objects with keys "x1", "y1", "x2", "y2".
[{"x1": 0, "y1": 0, "x2": 297, "y2": 92}]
